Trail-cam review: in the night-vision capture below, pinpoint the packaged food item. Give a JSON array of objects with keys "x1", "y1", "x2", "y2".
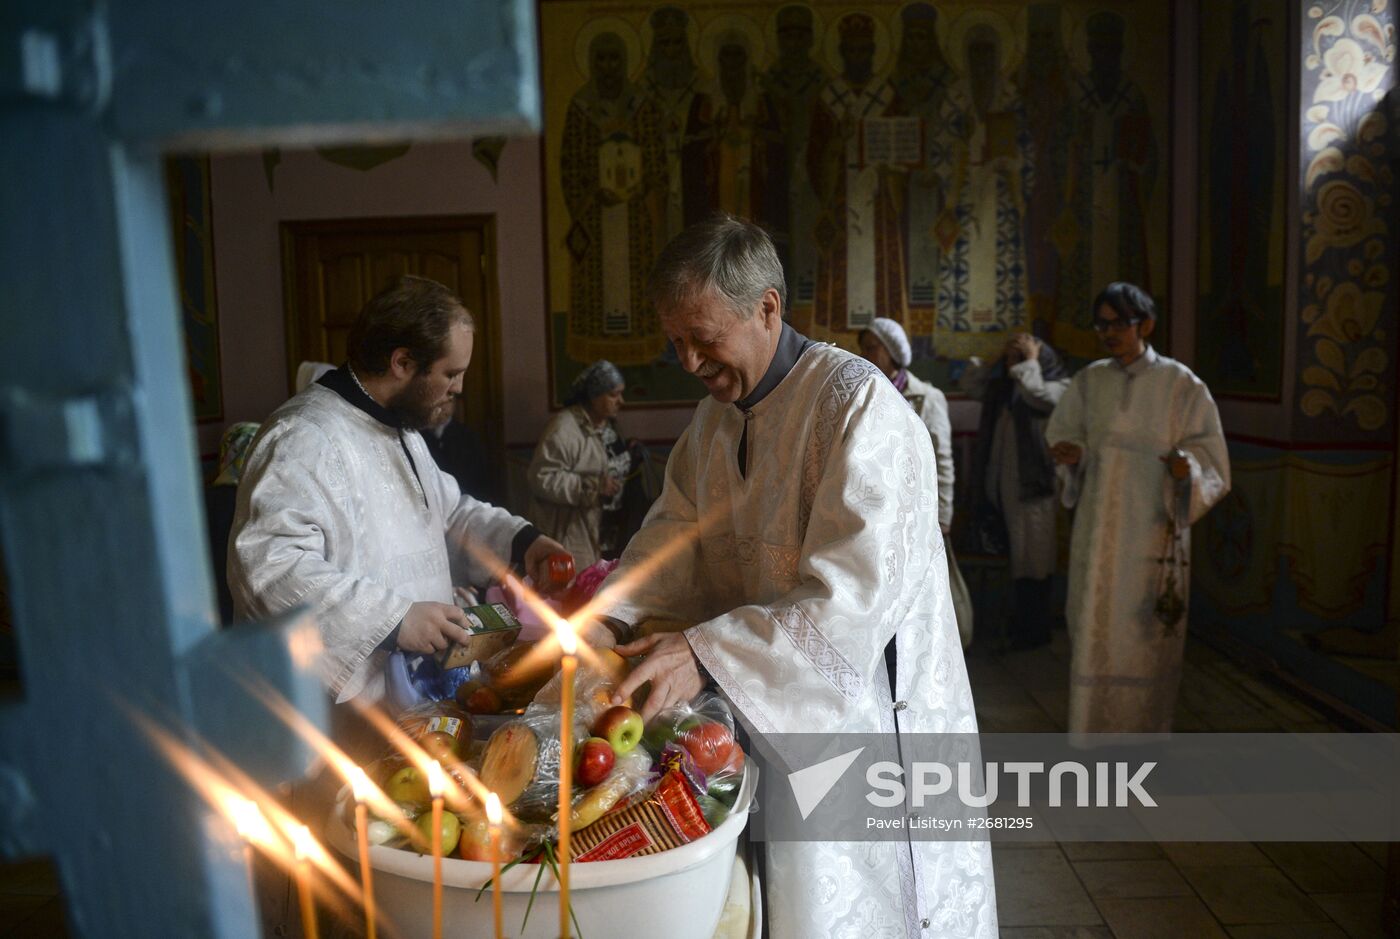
[
  {"x1": 476, "y1": 647, "x2": 637, "y2": 821},
  {"x1": 436, "y1": 602, "x2": 522, "y2": 670},
  {"x1": 395, "y1": 700, "x2": 473, "y2": 763},
  {"x1": 567, "y1": 768, "x2": 712, "y2": 861},
  {"x1": 563, "y1": 747, "x2": 653, "y2": 831},
  {"x1": 477, "y1": 717, "x2": 569, "y2": 822}
]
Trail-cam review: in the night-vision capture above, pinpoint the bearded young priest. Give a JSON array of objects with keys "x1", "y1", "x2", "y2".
[
  {"x1": 229, "y1": 275, "x2": 566, "y2": 706},
  {"x1": 585, "y1": 215, "x2": 996, "y2": 938}
]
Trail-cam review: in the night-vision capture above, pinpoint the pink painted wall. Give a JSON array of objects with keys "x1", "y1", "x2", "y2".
[{"x1": 202, "y1": 138, "x2": 693, "y2": 460}]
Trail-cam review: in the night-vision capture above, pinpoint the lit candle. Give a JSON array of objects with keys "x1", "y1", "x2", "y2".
[
  {"x1": 350, "y1": 768, "x2": 377, "y2": 939},
  {"x1": 485, "y1": 792, "x2": 505, "y2": 939},
  {"x1": 229, "y1": 797, "x2": 270, "y2": 911},
  {"x1": 556, "y1": 623, "x2": 578, "y2": 939},
  {"x1": 290, "y1": 823, "x2": 319, "y2": 939},
  {"x1": 428, "y1": 760, "x2": 446, "y2": 939}
]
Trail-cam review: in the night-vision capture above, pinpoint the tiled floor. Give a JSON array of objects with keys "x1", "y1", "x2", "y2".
[
  {"x1": 977, "y1": 632, "x2": 1395, "y2": 939},
  {"x1": 1, "y1": 632, "x2": 1392, "y2": 937}
]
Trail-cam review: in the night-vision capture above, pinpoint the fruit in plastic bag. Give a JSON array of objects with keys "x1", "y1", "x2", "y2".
[
  {"x1": 592, "y1": 705, "x2": 644, "y2": 754},
  {"x1": 384, "y1": 765, "x2": 432, "y2": 809},
  {"x1": 457, "y1": 684, "x2": 503, "y2": 715},
  {"x1": 575, "y1": 738, "x2": 615, "y2": 787},
  {"x1": 417, "y1": 808, "x2": 461, "y2": 855},
  {"x1": 395, "y1": 701, "x2": 473, "y2": 760},
  {"x1": 566, "y1": 747, "x2": 652, "y2": 831},
  {"x1": 677, "y1": 720, "x2": 738, "y2": 776},
  {"x1": 695, "y1": 792, "x2": 728, "y2": 828}
]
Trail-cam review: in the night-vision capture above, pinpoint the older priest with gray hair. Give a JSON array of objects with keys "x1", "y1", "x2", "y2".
[{"x1": 587, "y1": 215, "x2": 996, "y2": 938}]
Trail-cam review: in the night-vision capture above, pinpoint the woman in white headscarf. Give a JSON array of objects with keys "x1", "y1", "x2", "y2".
[
  {"x1": 859, "y1": 317, "x2": 973, "y2": 649},
  {"x1": 527, "y1": 361, "x2": 639, "y2": 569}
]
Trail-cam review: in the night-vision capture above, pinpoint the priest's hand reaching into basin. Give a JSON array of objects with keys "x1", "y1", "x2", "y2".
[{"x1": 611, "y1": 632, "x2": 705, "y2": 722}]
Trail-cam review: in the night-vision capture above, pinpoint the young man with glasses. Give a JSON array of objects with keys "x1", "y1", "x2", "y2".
[{"x1": 1045, "y1": 282, "x2": 1230, "y2": 735}]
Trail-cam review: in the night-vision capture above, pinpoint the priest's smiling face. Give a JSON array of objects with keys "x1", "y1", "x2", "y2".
[
  {"x1": 387, "y1": 322, "x2": 474, "y2": 429},
  {"x1": 660, "y1": 285, "x2": 784, "y2": 404}
]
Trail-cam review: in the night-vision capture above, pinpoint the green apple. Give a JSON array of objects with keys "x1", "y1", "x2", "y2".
[
  {"x1": 592, "y1": 706, "x2": 644, "y2": 755},
  {"x1": 416, "y1": 809, "x2": 461, "y2": 855},
  {"x1": 384, "y1": 765, "x2": 431, "y2": 808}
]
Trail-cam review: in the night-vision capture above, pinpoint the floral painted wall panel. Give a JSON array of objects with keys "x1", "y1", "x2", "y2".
[
  {"x1": 1297, "y1": 1, "x2": 1396, "y2": 440},
  {"x1": 539, "y1": 1, "x2": 1174, "y2": 405},
  {"x1": 1196, "y1": 0, "x2": 1290, "y2": 399}
]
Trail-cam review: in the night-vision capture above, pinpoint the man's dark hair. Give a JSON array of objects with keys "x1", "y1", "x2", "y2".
[
  {"x1": 649, "y1": 213, "x2": 787, "y2": 319},
  {"x1": 346, "y1": 275, "x2": 474, "y2": 375},
  {"x1": 1093, "y1": 281, "x2": 1156, "y2": 322}
]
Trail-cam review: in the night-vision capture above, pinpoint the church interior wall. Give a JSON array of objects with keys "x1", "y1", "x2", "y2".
[
  {"x1": 203, "y1": 138, "x2": 696, "y2": 466},
  {"x1": 1190, "y1": 0, "x2": 1398, "y2": 727}
]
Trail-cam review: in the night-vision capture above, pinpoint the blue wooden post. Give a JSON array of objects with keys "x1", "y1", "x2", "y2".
[{"x1": 0, "y1": 1, "x2": 537, "y2": 935}]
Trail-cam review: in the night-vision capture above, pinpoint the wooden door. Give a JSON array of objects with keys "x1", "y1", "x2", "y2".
[{"x1": 281, "y1": 216, "x2": 505, "y2": 495}]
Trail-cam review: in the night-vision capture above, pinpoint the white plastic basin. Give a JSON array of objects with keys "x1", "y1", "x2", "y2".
[{"x1": 325, "y1": 767, "x2": 755, "y2": 939}]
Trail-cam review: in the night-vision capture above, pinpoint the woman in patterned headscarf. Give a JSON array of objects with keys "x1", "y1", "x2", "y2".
[{"x1": 527, "y1": 361, "x2": 640, "y2": 569}]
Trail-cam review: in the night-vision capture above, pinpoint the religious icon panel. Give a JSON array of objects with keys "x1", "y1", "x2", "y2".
[{"x1": 541, "y1": 1, "x2": 1174, "y2": 404}]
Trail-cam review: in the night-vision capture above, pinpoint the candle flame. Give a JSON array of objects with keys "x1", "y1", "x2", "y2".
[
  {"x1": 230, "y1": 797, "x2": 276, "y2": 847},
  {"x1": 350, "y1": 767, "x2": 371, "y2": 805},
  {"x1": 427, "y1": 760, "x2": 446, "y2": 799},
  {"x1": 234, "y1": 673, "x2": 418, "y2": 843},
  {"x1": 348, "y1": 700, "x2": 493, "y2": 816},
  {"x1": 118, "y1": 699, "x2": 364, "y2": 917},
  {"x1": 557, "y1": 618, "x2": 578, "y2": 656},
  {"x1": 290, "y1": 823, "x2": 316, "y2": 862},
  {"x1": 484, "y1": 792, "x2": 503, "y2": 827}
]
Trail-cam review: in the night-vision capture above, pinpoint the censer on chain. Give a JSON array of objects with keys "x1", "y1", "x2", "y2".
[{"x1": 1154, "y1": 518, "x2": 1187, "y2": 634}]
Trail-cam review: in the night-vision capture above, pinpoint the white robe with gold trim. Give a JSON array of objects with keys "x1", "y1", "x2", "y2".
[
  {"x1": 1045, "y1": 347, "x2": 1230, "y2": 733},
  {"x1": 229, "y1": 384, "x2": 528, "y2": 703},
  {"x1": 600, "y1": 344, "x2": 996, "y2": 939}
]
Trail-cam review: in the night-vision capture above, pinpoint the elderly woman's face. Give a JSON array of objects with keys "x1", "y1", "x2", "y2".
[
  {"x1": 589, "y1": 385, "x2": 625, "y2": 421},
  {"x1": 858, "y1": 330, "x2": 896, "y2": 375}
]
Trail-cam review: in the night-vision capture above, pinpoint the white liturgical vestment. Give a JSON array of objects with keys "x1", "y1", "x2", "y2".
[
  {"x1": 1045, "y1": 346, "x2": 1230, "y2": 734},
  {"x1": 600, "y1": 343, "x2": 997, "y2": 938},
  {"x1": 230, "y1": 381, "x2": 529, "y2": 703}
]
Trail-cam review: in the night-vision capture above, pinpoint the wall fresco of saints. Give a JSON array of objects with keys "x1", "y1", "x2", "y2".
[{"x1": 541, "y1": 1, "x2": 1172, "y2": 403}]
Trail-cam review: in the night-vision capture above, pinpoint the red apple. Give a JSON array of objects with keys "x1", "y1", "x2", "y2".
[
  {"x1": 592, "y1": 705, "x2": 644, "y2": 755},
  {"x1": 545, "y1": 553, "x2": 575, "y2": 590},
  {"x1": 575, "y1": 737, "x2": 616, "y2": 787},
  {"x1": 463, "y1": 686, "x2": 502, "y2": 714},
  {"x1": 677, "y1": 721, "x2": 738, "y2": 776}
]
